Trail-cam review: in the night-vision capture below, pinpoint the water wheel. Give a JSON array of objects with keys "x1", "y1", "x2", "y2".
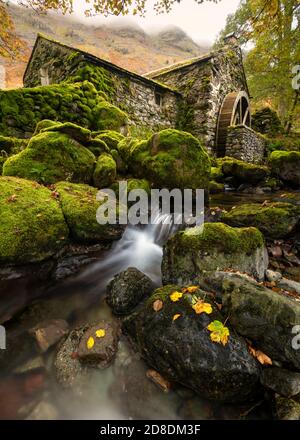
[{"x1": 216, "y1": 91, "x2": 251, "y2": 157}]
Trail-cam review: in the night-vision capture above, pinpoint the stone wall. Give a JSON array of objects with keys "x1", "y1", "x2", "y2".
[
  {"x1": 23, "y1": 36, "x2": 180, "y2": 134},
  {"x1": 226, "y1": 125, "x2": 267, "y2": 164},
  {"x1": 149, "y1": 45, "x2": 248, "y2": 154}
]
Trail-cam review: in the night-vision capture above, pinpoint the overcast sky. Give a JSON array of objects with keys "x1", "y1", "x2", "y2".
[{"x1": 71, "y1": 0, "x2": 240, "y2": 44}]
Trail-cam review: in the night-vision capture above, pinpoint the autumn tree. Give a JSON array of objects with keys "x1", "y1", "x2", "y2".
[
  {"x1": 218, "y1": 0, "x2": 300, "y2": 132},
  {"x1": 1, "y1": 0, "x2": 219, "y2": 58}
]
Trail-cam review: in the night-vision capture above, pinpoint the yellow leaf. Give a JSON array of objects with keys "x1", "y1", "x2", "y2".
[
  {"x1": 172, "y1": 314, "x2": 181, "y2": 321},
  {"x1": 248, "y1": 346, "x2": 272, "y2": 365},
  {"x1": 169, "y1": 291, "x2": 183, "y2": 302},
  {"x1": 87, "y1": 336, "x2": 95, "y2": 350},
  {"x1": 182, "y1": 286, "x2": 199, "y2": 294},
  {"x1": 153, "y1": 299, "x2": 163, "y2": 312},
  {"x1": 95, "y1": 329, "x2": 106, "y2": 338},
  {"x1": 192, "y1": 301, "x2": 213, "y2": 315},
  {"x1": 207, "y1": 320, "x2": 230, "y2": 346}
]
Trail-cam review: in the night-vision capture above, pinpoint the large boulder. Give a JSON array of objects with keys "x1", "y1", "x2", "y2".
[
  {"x1": 251, "y1": 107, "x2": 283, "y2": 136},
  {"x1": 106, "y1": 267, "x2": 155, "y2": 315},
  {"x1": 93, "y1": 153, "x2": 117, "y2": 188},
  {"x1": 162, "y1": 223, "x2": 268, "y2": 284},
  {"x1": 269, "y1": 151, "x2": 300, "y2": 188},
  {"x1": 220, "y1": 157, "x2": 269, "y2": 185},
  {"x1": 222, "y1": 275, "x2": 300, "y2": 369},
  {"x1": 118, "y1": 129, "x2": 211, "y2": 190},
  {"x1": 3, "y1": 131, "x2": 96, "y2": 185},
  {"x1": 123, "y1": 285, "x2": 260, "y2": 402},
  {"x1": 55, "y1": 182, "x2": 124, "y2": 244},
  {"x1": 221, "y1": 202, "x2": 300, "y2": 239},
  {"x1": 0, "y1": 176, "x2": 69, "y2": 265},
  {"x1": 94, "y1": 101, "x2": 128, "y2": 134}
]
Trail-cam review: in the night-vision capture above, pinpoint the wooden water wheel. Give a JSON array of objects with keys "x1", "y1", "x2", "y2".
[{"x1": 216, "y1": 91, "x2": 251, "y2": 157}]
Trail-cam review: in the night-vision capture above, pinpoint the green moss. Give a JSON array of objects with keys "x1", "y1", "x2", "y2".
[
  {"x1": 210, "y1": 166, "x2": 224, "y2": 182},
  {"x1": 0, "y1": 155, "x2": 6, "y2": 174},
  {"x1": 174, "y1": 222, "x2": 264, "y2": 255},
  {"x1": 269, "y1": 150, "x2": 300, "y2": 187},
  {"x1": 221, "y1": 202, "x2": 300, "y2": 239},
  {"x1": 0, "y1": 136, "x2": 28, "y2": 155},
  {"x1": 95, "y1": 130, "x2": 125, "y2": 150},
  {"x1": 93, "y1": 153, "x2": 117, "y2": 188},
  {"x1": 34, "y1": 120, "x2": 61, "y2": 135},
  {"x1": 55, "y1": 181, "x2": 123, "y2": 244},
  {"x1": 0, "y1": 176, "x2": 69, "y2": 264},
  {"x1": 93, "y1": 101, "x2": 128, "y2": 132},
  {"x1": 41, "y1": 122, "x2": 92, "y2": 144},
  {"x1": 86, "y1": 138, "x2": 109, "y2": 157},
  {"x1": 110, "y1": 178, "x2": 151, "y2": 196},
  {"x1": 67, "y1": 63, "x2": 114, "y2": 99},
  {"x1": 220, "y1": 157, "x2": 269, "y2": 185},
  {"x1": 209, "y1": 180, "x2": 225, "y2": 194},
  {"x1": 3, "y1": 131, "x2": 96, "y2": 185}
]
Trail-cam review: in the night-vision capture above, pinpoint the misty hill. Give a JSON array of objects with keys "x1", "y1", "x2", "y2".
[{"x1": 2, "y1": 4, "x2": 210, "y2": 89}]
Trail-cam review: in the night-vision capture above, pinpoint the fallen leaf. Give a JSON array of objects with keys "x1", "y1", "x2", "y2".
[
  {"x1": 87, "y1": 336, "x2": 95, "y2": 350},
  {"x1": 153, "y1": 299, "x2": 163, "y2": 312},
  {"x1": 248, "y1": 346, "x2": 272, "y2": 365},
  {"x1": 182, "y1": 286, "x2": 199, "y2": 294},
  {"x1": 172, "y1": 314, "x2": 181, "y2": 321},
  {"x1": 170, "y1": 291, "x2": 183, "y2": 302},
  {"x1": 192, "y1": 301, "x2": 213, "y2": 315},
  {"x1": 146, "y1": 369, "x2": 171, "y2": 393},
  {"x1": 207, "y1": 320, "x2": 230, "y2": 346},
  {"x1": 7, "y1": 194, "x2": 17, "y2": 203},
  {"x1": 95, "y1": 329, "x2": 106, "y2": 338}
]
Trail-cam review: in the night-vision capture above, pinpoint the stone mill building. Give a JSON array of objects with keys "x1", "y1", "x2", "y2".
[{"x1": 22, "y1": 34, "x2": 265, "y2": 163}]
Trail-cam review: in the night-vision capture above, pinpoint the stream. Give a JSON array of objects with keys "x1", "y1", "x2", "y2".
[{"x1": 0, "y1": 190, "x2": 299, "y2": 420}]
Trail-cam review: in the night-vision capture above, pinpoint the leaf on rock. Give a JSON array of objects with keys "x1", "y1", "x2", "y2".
[
  {"x1": 248, "y1": 346, "x2": 272, "y2": 365},
  {"x1": 7, "y1": 194, "x2": 17, "y2": 203},
  {"x1": 207, "y1": 320, "x2": 230, "y2": 346},
  {"x1": 169, "y1": 291, "x2": 183, "y2": 302},
  {"x1": 182, "y1": 286, "x2": 199, "y2": 294},
  {"x1": 172, "y1": 314, "x2": 181, "y2": 321},
  {"x1": 87, "y1": 336, "x2": 95, "y2": 350},
  {"x1": 95, "y1": 329, "x2": 106, "y2": 338},
  {"x1": 153, "y1": 299, "x2": 163, "y2": 312},
  {"x1": 192, "y1": 301, "x2": 213, "y2": 315}
]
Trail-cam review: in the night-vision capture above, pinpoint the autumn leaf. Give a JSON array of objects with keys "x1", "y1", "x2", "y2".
[
  {"x1": 207, "y1": 320, "x2": 230, "y2": 346},
  {"x1": 182, "y1": 286, "x2": 199, "y2": 294},
  {"x1": 95, "y1": 329, "x2": 106, "y2": 338},
  {"x1": 170, "y1": 291, "x2": 183, "y2": 302},
  {"x1": 7, "y1": 194, "x2": 17, "y2": 203},
  {"x1": 172, "y1": 314, "x2": 181, "y2": 321},
  {"x1": 248, "y1": 346, "x2": 272, "y2": 365},
  {"x1": 87, "y1": 336, "x2": 95, "y2": 349},
  {"x1": 153, "y1": 299, "x2": 163, "y2": 312},
  {"x1": 192, "y1": 301, "x2": 213, "y2": 315}
]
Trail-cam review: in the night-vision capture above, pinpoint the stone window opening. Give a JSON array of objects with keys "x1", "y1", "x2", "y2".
[
  {"x1": 40, "y1": 66, "x2": 50, "y2": 86},
  {"x1": 154, "y1": 91, "x2": 163, "y2": 108}
]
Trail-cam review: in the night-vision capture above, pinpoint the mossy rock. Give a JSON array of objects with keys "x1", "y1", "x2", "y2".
[
  {"x1": 34, "y1": 120, "x2": 62, "y2": 136},
  {"x1": 269, "y1": 151, "x2": 300, "y2": 188},
  {"x1": 0, "y1": 176, "x2": 69, "y2": 265},
  {"x1": 94, "y1": 101, "x2": 128, "y2": 133},
  {"x1": 42, "y1": 122, "x2": 92, "y2": 144},
  {"x1": 95, "y1": 130, "x2": 125, "y2": 150},
  {"x1": 93, "y1": 153, "x2": 117, "y2": 188},
  {"x1": 162, "y1": 222, "x2": 268, "y2": 284},
  {"x1": 118, "y1": 129, "x2": 211, "y2": 190},
  {"x1": 220, "y1": 157, "x2": 269, "y2": 185},
  {"x1": 3, "y1": 131, "x2": 96, "y2": 185},
  {"x1": 210, "y1": 166, "x2": 224, "y2": 183},
  {"x1": 86, "y1": 138, "x2": 109, "y2": 157},
  {"x1": 110, "y1": 178, "x2": 151, "y2": 196},
  {"x1": 0, "y1": 135, "x2": 28, "y2": 155},
  {"x1": 56, "y1": 182, "x2": 124, "y2": 244},
  {"x1": 251, "y1": 107, "x2": 283, "y2": 136},
  {"x1": 221, "y1": 202, "x2": 300, "y2": 239},
  {"x1": 209, "y1": 180, "x2": 225, "y2": 194},
  {"x1": 0, "y1": 155, "x2": 6, "y2": 174}
]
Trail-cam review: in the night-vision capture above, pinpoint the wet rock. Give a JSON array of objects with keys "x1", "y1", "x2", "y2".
[
  {"x1": 222, "y1": 275, "x2": 300, "y2": 369},
  {"x1": 274, "y1": 395, "x2": 300, "y2": 420},
  {"x1": 269, "y1": 151, "x2": 300, "y2": 188},
  {"x1": 220, "y1": 157, "x2": 269, "y2": 186},
  {"x1": 123, "y1": 285, "x2": 260, "y2": 403},
  {"x1": 29, "y1": 319, "x2": 69, "y2": 353},
  {"x1": 278, "y1": 278, "x2": 300, "y2": 295},
  {"x1": 78, "y1": 321, "x2": 120, "y2": 369},
  {"x1": 146, "y1": 369, "x2": 172, "y2": 393},
  {"x1": 260, "y1": 367, "x2": 300, "y2": 398},
  {"x1": 265, "y1": 270, "x2": 282, "y2": 283},
  {"x1": 106, "y1": 267, "x2": 155, "y2": 315},
  {"x1": 25, "y1": 400, "x2": 59, "y2": 420},
  {"x1": 162, "y1": 223, "x2": 268, "y2": 284}
]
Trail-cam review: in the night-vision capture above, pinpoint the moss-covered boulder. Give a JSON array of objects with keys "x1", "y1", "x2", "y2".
[
  {"x1": 55, "y1": 182, "x2": 124, "y2": 243},
  {"x1": 34, "y1": 120, "x2": 62, "y2": 135},
  {"x1": 110, "y1": 179, "x2": 151, "y2": 199},
  {"x1": 42, "y1": 122, "x2": 92, "y2": 144},
  {"x1": 0, "y1": 176, "x2": 69, "y2": 265},
  {"x1": 269, "y1": 151, "x2": 300, "y2": 188},
  {"x1": 162, "y1": 222, "x2": 268, "y2": 284},
  {"x1": 210, "y1": 166, "x2": 224, "y2": 183},
  {"x1": 95, "y1": 131, "x2": 125, "y2": 150},
  {"x1": 3, "y1": 132, "x2": 96, "y2": 185},
  {"x1": 94, "y1": 101, "x2": 128, "y2": 133},
  {"x1": 0, "y1": 135, "x2": 28, "y2": 155},
  {"x1": 0, "y1": 155, "x2": 6, "y2": 174},
  {"x1": 93, "y1": 153, "x2": 117, "y2": 188},
  {"x1": 123, "y1": 284, "x2": 260, "y2": 402},
  {"x1": 118, "y1": 129, "x2": 211, "y2": 190},
  {"x1": 86, "y1": 138, "x2": 109, "y2": 157},
  {"x1": 221, "y1": 202, "x2": 300, "y2": 239},
  {"x1": 251, "y1": 107, "x2": 283, "y2": 136},
  {"x1": 209, "y1": 180, "x2": 225, "y2": 194},
  {"x1": 220, "y1": 157, "x2": 269, "y2": 185}
]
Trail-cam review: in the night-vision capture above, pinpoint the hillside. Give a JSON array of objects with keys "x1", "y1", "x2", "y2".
[{"x1": 1, "y1": 4, "x2": 209, "y2": 89}]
